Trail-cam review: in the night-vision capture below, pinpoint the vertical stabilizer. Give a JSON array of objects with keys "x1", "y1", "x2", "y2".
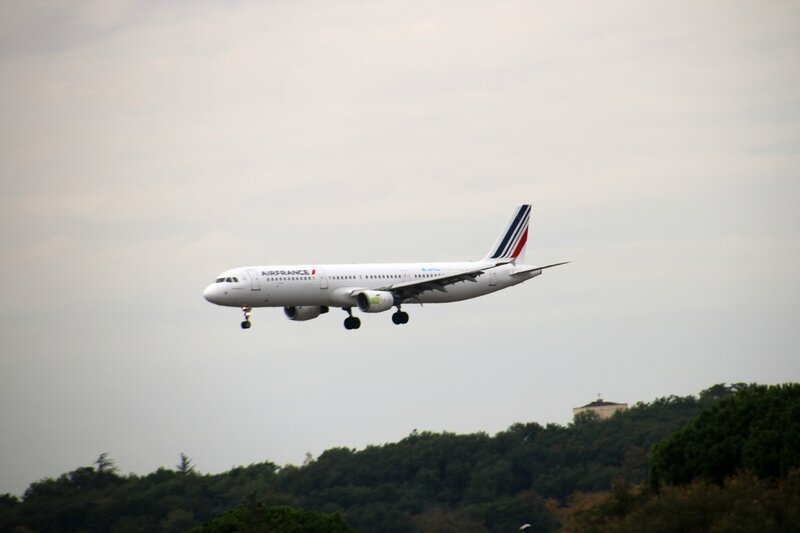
[{"x1": 483, "y1": 204, "x2": 531, "y2": 263}]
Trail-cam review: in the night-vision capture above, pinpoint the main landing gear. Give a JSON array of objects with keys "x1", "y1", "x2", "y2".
[
  {"x1": 342, "y1": 307, "x2": 410, "y2": 329},
  {"x1": 241, "y1": 307, "x2": 252, "y2": 329},
  {"x1": 343, "y1": 307, "x2": 361, "y2": 330},
  {"x1": 392, "y1": 308, "x2": 409, "y2": 325}
]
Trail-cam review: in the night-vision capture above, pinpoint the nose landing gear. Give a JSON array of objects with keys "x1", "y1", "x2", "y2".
[{"x1": 241, "y1": 307, "x2": 252, "y2": 329}]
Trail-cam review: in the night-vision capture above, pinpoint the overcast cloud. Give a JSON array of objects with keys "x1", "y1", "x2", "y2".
[{"x1": 1, "y1": 1, "x2": 799, "y2": 495}]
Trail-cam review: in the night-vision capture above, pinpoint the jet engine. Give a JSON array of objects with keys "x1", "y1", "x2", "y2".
[
  {"x1": 284, "y1": 306, "x2": 329, "y2": 321},
  {"x1": 356, "y1": 291, "x2": 395, "y2": 313}
]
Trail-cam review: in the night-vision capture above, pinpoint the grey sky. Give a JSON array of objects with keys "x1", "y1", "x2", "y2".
[{"x1": 1, "y1": 1, "x2": 799, "y2": 495}]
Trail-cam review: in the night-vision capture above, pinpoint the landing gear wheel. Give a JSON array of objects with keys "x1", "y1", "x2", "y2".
[
  {"x1": 240, "y1": 307, "x2": 253, "y2": 330},
  {"x1": 344, "y1": 316, "x2": 361, "y2": 330},
  {"x1": 342, "y1": 307, "x2": 361, "y2": 330},
  {"x1": 392, "y1": 310, "x2": 409, "y2": 325}
]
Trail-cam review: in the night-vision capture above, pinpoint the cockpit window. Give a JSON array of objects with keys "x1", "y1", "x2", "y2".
[
  {"x1": 233, "y1": 277, "x2": 238, "y2": 282},
  {"x1": 216, "y1": 278, "x2": 225, "y2": 283}
]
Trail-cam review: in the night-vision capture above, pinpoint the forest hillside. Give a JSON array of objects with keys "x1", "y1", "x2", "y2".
[{"x1": 2, "y1": 383, "x2": 797, "y2": 532}]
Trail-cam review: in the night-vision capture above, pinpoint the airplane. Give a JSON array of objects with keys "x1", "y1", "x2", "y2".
[{"x1": 203, "y1": 204, "x2": 567, "y2": 330}]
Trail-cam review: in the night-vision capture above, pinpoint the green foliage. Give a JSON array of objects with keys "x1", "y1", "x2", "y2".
[
  {"x1": 177, "y1": 453, "x2": 196, "y2": 475},
  {"x1": 650, "y1": 383, "x2": 800, "y2": 487},
  {"x1": 1, "y1": 383, "x2": 768, "y2": 532},
  {"x1": 95, "y1": 452, "x2": 119, "y2": 475},
  {"x1": 1, "y1": 458, "x2": 282, "y2": 533},
  {"x1": 412, "y1": 506, "x2": 488, "y2": 532},
  {"x1": 191, "y1": 502, "x2": 354, "y2": 533},
  {"x1": 566, "y1": 470, "x2": 800, "y2": 532}
]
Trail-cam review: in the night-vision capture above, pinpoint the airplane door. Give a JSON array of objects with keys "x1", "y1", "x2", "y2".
[
  {"x1": 401, "y1": 270, "x2": 410, "y2": 282},
  {"x1": 489, "y1": 272, "x2": 497, "y2": 287},
  {"x1": 318, "y1": 270, "x2": 328, "y2": 290},
  {"x1": 247, "y1": 269, "x2": 261, "y2": 291}
]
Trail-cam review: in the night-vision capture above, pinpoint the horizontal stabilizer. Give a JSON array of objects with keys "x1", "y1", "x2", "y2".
[{"x1": 512, "y1": 261, "x2": 570, "y2": 276}]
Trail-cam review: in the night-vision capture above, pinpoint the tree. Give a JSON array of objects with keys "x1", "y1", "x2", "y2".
[
  {"x1": 161, "y1": 508, "x2": 198, "y2": 532},
  {"x1": 95, "y1": 452, "x2": 118, "y2": 474},
  {"x1": 6, "y1": 384, "x2": 752, "y2": 533},
  {"x1": 650, "y1": 383, "x2": 800, "y2": 487},
  {"x1": 567, "y1": 470, "x2": 800, "y2": 532},
  {"x1": 191, "y1": 503, "x2": 355, "y2": 532},
  {"x1": 177, "y1": 453, "x2": 196, "y2": 475}
]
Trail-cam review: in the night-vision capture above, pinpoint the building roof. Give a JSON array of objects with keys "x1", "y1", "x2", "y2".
[{"x1": 576, "y1": 399, "x2": 627, "y2": 409}]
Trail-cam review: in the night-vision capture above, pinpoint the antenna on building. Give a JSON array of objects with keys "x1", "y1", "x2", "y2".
[{"x1": 573, "y1": 395, "x2": 628, "y2": 420}]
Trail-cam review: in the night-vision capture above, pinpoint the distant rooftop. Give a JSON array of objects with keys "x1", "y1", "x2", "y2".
[{"x1": 576, "y1": 399, "x2": 627, "y2": 409}]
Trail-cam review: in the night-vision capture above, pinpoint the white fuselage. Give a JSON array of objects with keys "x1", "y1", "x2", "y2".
[
  {"x1": 202, "y1": 204, "x2": 565, "y2": 329},
  {"x1": 202, "y1": 260, "x2": 540, "y2": 309}
]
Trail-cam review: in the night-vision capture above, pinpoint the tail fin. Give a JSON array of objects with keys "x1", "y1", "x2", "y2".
[{"x1": 483, "y1": 204, "x2": 531, "y2": 263}]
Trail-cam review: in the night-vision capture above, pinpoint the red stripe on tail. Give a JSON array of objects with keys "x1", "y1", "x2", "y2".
[{"x1": 511, "y1": 229, "x2": 528, "y2": 258}]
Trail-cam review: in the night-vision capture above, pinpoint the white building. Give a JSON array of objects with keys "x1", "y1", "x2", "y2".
[{"x1": 573, "y1": 398, "x2": 628, "y2": 420}]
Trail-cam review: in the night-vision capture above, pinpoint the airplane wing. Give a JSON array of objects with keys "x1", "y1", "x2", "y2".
[
  {"x1": 378, "y1": 265, "x2": 497, "y2": 303},
  {"x1": 344, "y1": 261, "x2": 569, "y2": 303}
]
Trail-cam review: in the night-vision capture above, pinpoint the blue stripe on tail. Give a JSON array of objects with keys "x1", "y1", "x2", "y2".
[
  {"x1": 491, "y1": 205, "x2": 530, "y2": 259},
  {"x1": 498, "y1": 208, "x2": 530, "y2": 258}
]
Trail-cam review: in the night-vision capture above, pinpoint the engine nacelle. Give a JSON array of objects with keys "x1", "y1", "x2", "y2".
[
  {"x1": 356, "y1": 290, "x2": 395, "y2": 313},
  {"x1": 284, "y1": 306, "x2": 329, "y2": 321}
]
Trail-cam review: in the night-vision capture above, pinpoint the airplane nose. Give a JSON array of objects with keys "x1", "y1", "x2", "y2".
[{"x1": 203, "y1": 284, "x2": 221, "y2": 304}]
